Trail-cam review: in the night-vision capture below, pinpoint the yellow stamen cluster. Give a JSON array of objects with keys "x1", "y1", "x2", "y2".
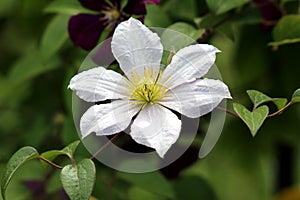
[
  {"x1": 102, "y1": 9, "x2": 120, "y2": 22},
  {"x1": 101, "y1": 1, "x2": 120, "y2": 24},
  {"x1": 128, "y1": 67, "x2": 169, "y2": 108}
]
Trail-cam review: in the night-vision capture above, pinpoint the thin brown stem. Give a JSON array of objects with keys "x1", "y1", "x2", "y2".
[
  {"x1": 216, "y1": 106, "x2": 240, "y2": 118},
  {"x1": 267, "y1": 101, "x2": 293, "y2": 117},
  {"x1": 89, "y1": 132, "x2": 121, "y2": 160},
  {"x1": 39, "y1": 156, "x2": 63, "y2": 169},
  {"x1": 70, "y1": 157, "x2": 77, "y2": 167}
]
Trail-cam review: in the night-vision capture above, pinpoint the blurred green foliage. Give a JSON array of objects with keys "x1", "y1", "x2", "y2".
[{"x1": 0, "y1": 0, "x2": 300, "y2": 199}]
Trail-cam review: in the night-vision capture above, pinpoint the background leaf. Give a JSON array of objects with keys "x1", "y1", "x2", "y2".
[
  {"x1": 160, "y1": 22, "x2": 203, "y2": 55},
  {"x1": 270, "y1": 15, "x2": 300, "y2": 47},
  {"x1": 145, "y1": 4, "x2": 172, "y2": 27},
  {"x1": 166, "y1": 22, "x2": 205, "y2": 41},
  {"x1": 40, "y1": 14, "x2": 70, "y2": 59},
  {"x1": 1, "y1": 147, "x2": 39, "y2": 200},
  {"x1": 7, "y1": 52, "x2": 60, "y2": 85},
  {"x1": 60, "y1": 159, "x2": 95, "y2": 200},
  {"x1": 44, "y1": 0, "x2": 93, "y2": 15},
  {"x1": 206, "y1": 0, "x2": 250, "y2": 15},
  {"x1": 163, "y1": 0, "x2": 197, "y2": 21}
]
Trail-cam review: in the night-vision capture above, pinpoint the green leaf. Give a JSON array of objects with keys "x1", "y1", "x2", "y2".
[
  {"x1": 247, "y1": 90, "x2": 272, "y2": 107},
  {"x1": 163, "y1": 0, "x2": 197, "y2": 21},
  {"x1": 206, "y1": 0, "x2": 250, "y2": 15},
  {"x1": 62, "y1": 140, "x2": 81, "y2": 158},
  {"x1": 270, "y1": 15, "x2": 300, "y2": 47},
  {"x1": 40, "y1": 14, "x2": 70, "y2": 59},
  {"x1": 117, "y1": 172, "x2": 175, "y2": 199},
  {"x1": 292, "y1": 88, "x2": 300, "y2": 103},
  {"x1": 60, "y1": 159, "x2": 96, "y2": 200},
  {"x1": 1, "y1": 146, "x2": 39, "y2": 200},
  {"x1": 44, "y1": 0, "x2": 94, "y2": 15},
  {"x1": 198, "y1": 13, "x2": 230, "y2": 28},
  {"x1": 273, "y1": 98, "x2": 288, "y2": 110},
  {"x1": 40, "y1": 140, "x2": 80, "y2": 168},
  {"x1": 7, "y1": 52, "x2": 60, "y2": 85},
  {"x1": 144, "y1": 4, "x2": 172, "y2": 27},
  {"x1": 247, "y1": 90, "x2": 287, "y2": 110},
  {"x1": 233, "y1": 103, "x2": 269, "y2": 137},
  {"x1": 160, "y1": 23, "x2": 204, "y2": 53},
  {"x1": 166, "y1": 22, "x2": 205, "y2": 41}
]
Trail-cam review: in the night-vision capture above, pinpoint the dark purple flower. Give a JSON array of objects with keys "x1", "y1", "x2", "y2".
[
  {"x1": 253, "y1": 0, "x2": 284, "y2": 30},
  {"x1": 68, "y1": 0, "x2": 160, "y2": 50}
]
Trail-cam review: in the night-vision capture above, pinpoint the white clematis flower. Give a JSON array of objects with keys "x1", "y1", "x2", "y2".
[{"x1": 69, "y1": 17, "x2": 232, "y2": 158}]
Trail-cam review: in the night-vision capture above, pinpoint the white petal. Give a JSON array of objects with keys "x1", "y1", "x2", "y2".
[
  {"x1": 69, "y1": 67, "x2": 129, "y2": 102},
  {"x1": 111, "y1": 18, "x2": 163, "y2": 80},
  {"x1": 160, "y1": 44, "x2": 220, "y2": 89},
  {"x1": 160, "y1": 78, "x2": 232, "y2": 118},
  {"x1": 80, "y1": 100, "x2": 141, "y2": 138},
  {"x1": 130, "y1": 104, "x2": 181, "y2": 158}
]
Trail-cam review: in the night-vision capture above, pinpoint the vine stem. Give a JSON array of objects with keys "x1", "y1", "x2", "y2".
[
  {"x1": 217, "y1": 101, "x2": 294, "y2": 119},
  {"x1": 267, "y1": 101, "x2": 294, "y2": 117},
  {"x1": 38, "y1": 156, "x2": 63, "y2": 169},
  {"x1": 216, "y1": 106, "x2": 240, "y2": 118},
  {"x1": 89, "y1": 132, "x2": 121, "y2": 160}
]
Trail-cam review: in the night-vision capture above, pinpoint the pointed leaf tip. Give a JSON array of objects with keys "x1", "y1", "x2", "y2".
[
  {"x1": 247, "y1": 90, "x2": 271, "y2": 108},
  {"x1": 247, "y1": 89, "x2": 287, "y2": 110}
]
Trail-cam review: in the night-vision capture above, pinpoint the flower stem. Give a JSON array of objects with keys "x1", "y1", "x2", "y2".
[
  {"x1": 89, "y1": 132, "x2": 121, "y2": 160},
  {"x1": 216, "y1": 106, "x2": 240, "y2": 118},
  {"x1": 38, "y1": 156, "x2": 63, "y2": 169},
  {"x1": 267, "y1": 101, "x2": 294, "y2": 117}
]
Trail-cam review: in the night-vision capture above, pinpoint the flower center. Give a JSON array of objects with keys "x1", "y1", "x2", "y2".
[
  {"x1": 101, "y1": 2, "x2": 121, "y2": 23},
  {"x1": 128, "y1": 68, "x2": 168, "y2": 108},
  {"x1": 132, "y1": 82, "x2": 163, "y2": 104},
  {"x1": 103, "y1": 8, "x2": 120, "y2": 22}
]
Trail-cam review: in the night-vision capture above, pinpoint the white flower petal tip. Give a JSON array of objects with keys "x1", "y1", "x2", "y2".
[
  {"x1": 68, "y1": 67, "x2": 129, "y2": 102},
  {"x1": 160, "y1": 78, "x2": 232, "y2": 118},
  {"x1": 130, "y1": 105, "x2": 182, "y2": 158},
  {"x1": 111, "y1": 17, "x2": 163, "y2": 78},
  {"x1": 80, "y1": 101, "x2": 140, "y2": 138},
  {"x1": 161, "y1": 44, "x2": 222, "y2": 89},
  {"x1": 126, "y1": 17, "x2": 143, "y2": 27}
]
